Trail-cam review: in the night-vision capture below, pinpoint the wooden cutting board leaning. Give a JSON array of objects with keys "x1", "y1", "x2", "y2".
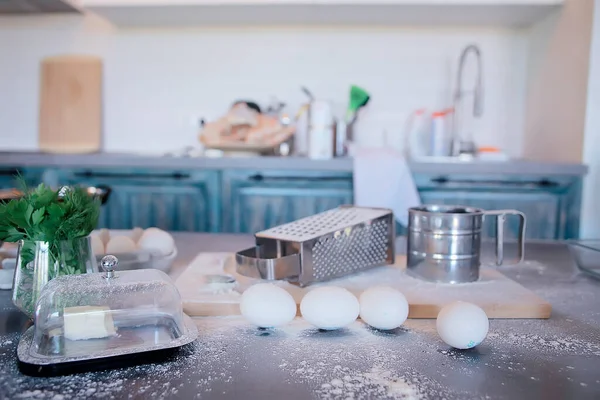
[
  {"x1": 39, "y1": 55, "x2": 103, "y2": 154},
  {"x1": 175, "y1": 253, "x2": 552, "y2": 319}
]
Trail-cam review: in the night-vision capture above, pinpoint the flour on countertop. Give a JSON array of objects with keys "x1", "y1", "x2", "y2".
[
  {"x1": 315, "y1": 366, "x2": 422, "y2": 399},
  {"x1": 1, "y1": 315, "x2": 599, "y2": 399}
]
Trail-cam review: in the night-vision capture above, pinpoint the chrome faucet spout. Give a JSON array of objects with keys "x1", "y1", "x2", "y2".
[
  {"x1": 454, "y1": 44, "x2": 484, "y2": 118},
  {"x1": 451, "y1": 44, "x2": 484, "y2": 157}
]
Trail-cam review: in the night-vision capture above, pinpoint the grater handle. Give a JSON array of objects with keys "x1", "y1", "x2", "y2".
[{"x1": 235, "y1": 246, "x2": 301, "y2": 281}]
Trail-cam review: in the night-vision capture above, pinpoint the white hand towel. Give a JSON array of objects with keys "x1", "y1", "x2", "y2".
[{"x1": 352, "y1": 147, "x2": 422, "y2": 227}]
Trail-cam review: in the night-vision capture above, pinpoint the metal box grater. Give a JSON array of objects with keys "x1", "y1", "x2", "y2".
[{"x1": 235, "y1": 205, "x2": 395, "y2": 286}]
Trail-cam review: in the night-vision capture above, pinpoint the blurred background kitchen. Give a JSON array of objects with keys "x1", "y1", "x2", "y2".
[{"x1": 0, "y1": 0, "x2": 598, "y2": 240}]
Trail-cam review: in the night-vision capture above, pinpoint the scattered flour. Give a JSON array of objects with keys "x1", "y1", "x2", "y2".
[
  {"x1": 314, "y1": 366, "x2": 422, "y2": 399},
  {"x1": 0, "y1": 315, "x2": 598, "y2": 399},
  {"x1": 485, "y1": 322, "x2": 600, "y2": 356}
]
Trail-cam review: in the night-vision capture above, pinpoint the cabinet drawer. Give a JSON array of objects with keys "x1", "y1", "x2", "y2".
[
  {"x1": 48, "y1": 168, "x2": 220, "y2": 232},
  {"x1": 0, "y1": 167, "x2": 44, "y2": 189},
  {"x1": 419, "y1": 190, "x2": 560, "y2": 240},
  {"x1": 222, "y1": 170, "x2": 353, "y2": 233},
  {"x1": 414, "y1": 173, "x2": 574, "y2": 193}
]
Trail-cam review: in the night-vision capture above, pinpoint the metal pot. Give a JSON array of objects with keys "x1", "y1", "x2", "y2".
[{"x1": 58, "y1": 185, "x2": 112, "y2": 205}]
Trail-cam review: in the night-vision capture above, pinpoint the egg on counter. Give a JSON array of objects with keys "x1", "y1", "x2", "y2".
[
  {"x1": 300, "y1": 286, "x2": 359, "y2": 330},
  {"x1": 359, "y1": 286, "x2": 409, "y2": 330},
  {"x1": 240, "y1": 283, "x2": 296, "y2": 328},
  {"x1": 98, "y1": 228, "x2": 110, "y2": 247},
  {"x1": 130, "y1": 227, "x2": 144, "y2": 244},
  {"x1": 90, "y1": 234, "x2": 105, "y2": 256},
  {"x1": 106, "y1": 236, "x2": 138, "y2": 254},
  {"x1": 436, "y1": 301, "x2": 489, "y2": 350},
  {"x1": 138, "y1": 227, "x2": 175, "y2": 256}
]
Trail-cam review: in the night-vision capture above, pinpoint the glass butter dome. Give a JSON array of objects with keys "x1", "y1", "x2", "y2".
[{"x1": 17, "y1": 255, "x2": 198, "y2": 375}]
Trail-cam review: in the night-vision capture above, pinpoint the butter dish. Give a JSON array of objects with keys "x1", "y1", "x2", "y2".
[{"x1": 17, "y1": 255, "x2": 198, "y2": 376}]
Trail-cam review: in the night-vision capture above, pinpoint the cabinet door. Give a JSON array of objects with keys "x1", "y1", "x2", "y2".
[
  {"x1": 223, "y1": 170, "x2": 353, "y2": 233},
  {"x1": 419, "y1": 190, "x2": 560, "y2": 240},
  {"x1": 0, "y1": 168, "x2": 19, "y2": 189},
  {"x1": 0, "y1": 167, "x2": 44, "y2": 189},
  {"x1": 414, "y1": 172, "x2": 583, "y2": 240},
  {"x1": 55, "y1": 168, "x2": 220, "y2": 232}
]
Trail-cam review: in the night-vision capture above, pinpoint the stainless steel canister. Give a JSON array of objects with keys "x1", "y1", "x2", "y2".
[{"x1": 406, "y1": 205, "x2": 526, "y2": 283}]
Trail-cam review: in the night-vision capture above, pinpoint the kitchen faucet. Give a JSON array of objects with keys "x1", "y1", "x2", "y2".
[{"x1": 451, "y1": 44, "x2": 483, "y2": 158}]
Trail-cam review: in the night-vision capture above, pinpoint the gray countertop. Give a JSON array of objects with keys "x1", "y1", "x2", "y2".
[
  {"x1": 0, "y1": 233, "x2": 599, "y2": 399},
  {"x1": 0, "y1": 151, "x2": 589, "y2": 176}
]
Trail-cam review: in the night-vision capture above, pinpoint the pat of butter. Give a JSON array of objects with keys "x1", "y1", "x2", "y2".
[{"x1": 63, "y1": 306, "x2": 117, "y2": 341}]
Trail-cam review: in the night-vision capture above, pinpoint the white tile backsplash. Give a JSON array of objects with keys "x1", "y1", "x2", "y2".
[{"x1": 0, "y1": 13, "x2": 530, "y2": 155}]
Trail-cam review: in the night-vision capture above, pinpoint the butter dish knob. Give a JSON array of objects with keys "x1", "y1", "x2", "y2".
[{"x1": 100, "y1": 255, "x2": 118, "y2": 279}]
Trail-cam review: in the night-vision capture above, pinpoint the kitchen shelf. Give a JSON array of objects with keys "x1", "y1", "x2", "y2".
[{"x1": 83, "y1": 0, "x2": 564, "y2": 28}]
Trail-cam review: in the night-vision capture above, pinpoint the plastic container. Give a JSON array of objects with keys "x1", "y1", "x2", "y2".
[
  {"x1": 568, "y1": 240, "x2": 600, "y2": 279},
  {"x1": 93, "y1": 248, "x2": 178, "y2": 273},
  {"x1": 477, "y1": 146, "x2": 510, "y2": 161},
  {"x1": 307, "y1": 100, "x2": 334, "y2": 160},
  {"x1": 406, "y1": 109, "x2": 430, "y2": 159},
  {"x1": 91, "y1": 229, "x2": 178, "y2": 272}
]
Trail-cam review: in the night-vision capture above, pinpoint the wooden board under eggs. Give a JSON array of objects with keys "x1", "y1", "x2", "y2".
[{"x1": 175, "y1": 253, "x2": 552, "y2": 319}]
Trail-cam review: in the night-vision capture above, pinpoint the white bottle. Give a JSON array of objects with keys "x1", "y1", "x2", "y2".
[
  {"x1": 294, "y1": 104, "x2": 310, "y2": 156},
  {"x1": 430, "y1": 110, "x2": 450, "y2": 157},
  {"x1": 406, "y1": 109, "x2": 430, "y2": 159},
  {"x1": 307, "y1": 100, "x2": 334, "y2": 160}
]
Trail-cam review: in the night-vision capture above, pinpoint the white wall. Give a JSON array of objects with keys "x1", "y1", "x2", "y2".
[
  {"x1": 0, "y1": 12, "x2": 529, "y2": 155},
  {"x1": 581, "y1": 0, "x2": 600, "y2": 238},
  {"x1": 523, "y1": 0, "x2": 593, "y2": 163}
]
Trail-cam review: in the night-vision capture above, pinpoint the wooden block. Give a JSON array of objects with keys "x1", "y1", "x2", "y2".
[{"x1": 175, "y1": 253, "x2": 552, "y2": 319}]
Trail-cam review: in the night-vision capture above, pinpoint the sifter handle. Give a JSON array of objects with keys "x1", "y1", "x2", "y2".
[{"x1": 483, "y1": 210, "x2": 526, "y2": 266}]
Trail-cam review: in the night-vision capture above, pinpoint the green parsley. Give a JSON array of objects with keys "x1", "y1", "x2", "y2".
[
  {"x1": 0, "y1": 179, "x2": 100, "y2": 245},
  {"x1": 0, "y1": 178, "x2": 101, "y2": 316}
]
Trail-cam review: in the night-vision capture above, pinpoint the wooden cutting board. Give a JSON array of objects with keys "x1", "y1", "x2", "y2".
[
  {"x1": 175, "y1": 253, "x2": 552, "y2": 319},
  {"x1": 39, "y1": 55, "x2": 102, "y2": 154}
]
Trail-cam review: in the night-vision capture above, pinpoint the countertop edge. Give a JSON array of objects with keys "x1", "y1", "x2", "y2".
[{"x1": 0, "y1": 152, "x2": 589, "y2": 176}]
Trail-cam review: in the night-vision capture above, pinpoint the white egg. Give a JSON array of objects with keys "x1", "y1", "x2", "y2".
[
  {"x1": 98, "y1": 228, "x2": 110, "y2": 246},
  {"x1": 130, "y1": 227, "x2": 144, "y2": 244},
  {"x1": 300, "y1": 286, "x2": 359, "y2": 330},
  {"x1": 90, "y1": 234, "x2": 105, "y2": 256},
  {"x1": 138, "y1": 227, "x2": 175, "y2": 256},
  {"x1": 359, "y1": 286, "x2": 409, "y2": 330},
  {"x1": 106, "y1": 236, "x2": 138, "y2": 254},
  {"x1": 240, "y1": 283, "x2": 297, "y2": 328},
  {"x1": 436, "y1": 301, "x2": 489, "y2": 350}
]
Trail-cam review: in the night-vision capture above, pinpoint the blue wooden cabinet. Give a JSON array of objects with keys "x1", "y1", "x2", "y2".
[
  {"x1": 413, "y1": 173, "x2": 582, "y2": 240},
  {"x1": 0, "y1": 167, "x2": 19, "y2": 189},
  {"x1": 222, "y1": 170, "x2": 353, "y2": 233},
  {"x1": 44, "y1": 168, "x2": 221, "y2": 232},
  {"x1": 1, "y1": 162, "x2": 582, "y2": 240},
  {"x1": 0, "y1": 167, "x2": 43, "y2": 189}
]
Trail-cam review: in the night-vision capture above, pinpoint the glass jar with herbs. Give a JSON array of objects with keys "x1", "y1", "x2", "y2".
[{"x1": 0, "y1": 182, "x2": 101, "y2": 318}]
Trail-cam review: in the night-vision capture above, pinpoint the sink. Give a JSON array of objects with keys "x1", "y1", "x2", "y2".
[{"x1": 409, "y1": 154, "x2": 510, "y2": 163}]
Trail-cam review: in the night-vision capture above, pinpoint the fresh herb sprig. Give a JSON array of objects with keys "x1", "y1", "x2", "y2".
[
  {"x1": 2, "y1": 179, "x2": 101, "y2": 317},
  {"x1": 0, "y1": 179, "x2": 100, "y2": 244}
]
